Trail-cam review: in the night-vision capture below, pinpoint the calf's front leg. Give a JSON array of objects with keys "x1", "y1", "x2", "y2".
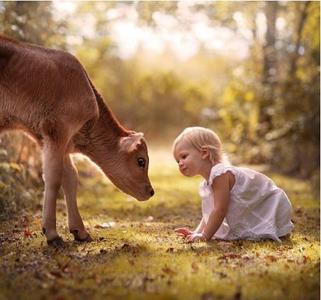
[
  {"x1": 42, "y1": 141, "x2": 65, "y2": 246},
  {"x1": 62, "y1": 154, "x2": 92, "y2": 242}
]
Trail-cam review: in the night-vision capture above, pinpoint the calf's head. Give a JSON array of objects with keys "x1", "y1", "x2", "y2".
[{"x1": 109, "y1": 132, "x2": 154, "y2": 201}]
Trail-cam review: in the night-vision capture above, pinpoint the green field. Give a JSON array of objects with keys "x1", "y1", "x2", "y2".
[{"x1": 0, "y1": 148, "x2": 319, "y2": 300}]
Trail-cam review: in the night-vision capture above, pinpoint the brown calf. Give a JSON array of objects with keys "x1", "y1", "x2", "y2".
[{"x1": 0, "y1": 36, "x2": 154, "y2": 245}]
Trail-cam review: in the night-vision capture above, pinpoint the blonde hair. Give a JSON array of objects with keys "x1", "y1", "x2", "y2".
[{"x1": 173, "y1": 127, "x2": 228, "y2": 164}]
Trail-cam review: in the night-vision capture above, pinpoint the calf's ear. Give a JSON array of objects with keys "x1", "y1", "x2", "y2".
[{"x1": 119, "y1": 132, "x2": 144, "y2": 153}]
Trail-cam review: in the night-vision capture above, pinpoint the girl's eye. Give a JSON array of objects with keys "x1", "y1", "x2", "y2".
[{"x1": 137, "y1": 157, "x2": 146, "y2": 168}]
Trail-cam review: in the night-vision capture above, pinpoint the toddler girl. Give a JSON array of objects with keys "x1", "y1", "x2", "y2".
[{"x1": 173, "y1": 127, "x2": 293, "y2": 243}]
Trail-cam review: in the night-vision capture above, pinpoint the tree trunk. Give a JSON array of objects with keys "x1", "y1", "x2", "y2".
[{"x1": 259, "y1": 1, "x2": 278, "y2": 134}]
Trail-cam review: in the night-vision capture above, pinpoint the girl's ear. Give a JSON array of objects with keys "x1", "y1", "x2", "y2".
[{"x1": 201, "y1": 146, "x2": 210, "y2": 160}]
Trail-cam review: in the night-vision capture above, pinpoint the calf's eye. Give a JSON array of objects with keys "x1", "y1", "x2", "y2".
[{"x1": 137, "y1": 157, "x2": 146, "y2": 168}]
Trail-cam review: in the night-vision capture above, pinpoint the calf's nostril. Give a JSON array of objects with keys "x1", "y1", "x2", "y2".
[{"x1": 145, "y1": 185, "x2": 154, "y2": 197}]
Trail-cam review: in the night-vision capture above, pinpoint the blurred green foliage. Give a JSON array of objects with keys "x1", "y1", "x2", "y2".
[
  {"x1": 0, "y1": 1, "x2": 319, "y2": 209},
  {"x1": 0, "y1": 159, "x2": 41, "y2": 220}
]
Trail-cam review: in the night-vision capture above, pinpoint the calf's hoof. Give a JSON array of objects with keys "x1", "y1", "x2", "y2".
[
  {"x1": 75, "y1": 234, "x2": 93, "y2": 243},
  {"x1": 70, "y1": 229, "x2": 93, "y2": 243},
  {"x1": 47, "y1": 236, "x2": 65, "y2": 247}
]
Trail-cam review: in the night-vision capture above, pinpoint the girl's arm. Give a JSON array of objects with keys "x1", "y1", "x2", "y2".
[
  {"x1": 194, "y1": 218, "x2": 206, "y2": 233},
  {"x1": 202, "y1": 173, "x2": 230, "y2": 240},
  {"x1": 187, "y1": 172, "x2": 230, "y2": 242}
]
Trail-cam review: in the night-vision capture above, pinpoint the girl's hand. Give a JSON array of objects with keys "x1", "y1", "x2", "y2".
[
  {"x1": 175, "y1": 227, "x2": 193, "y2": 238},
  {"x1": 186, "y1": 232, "x2": 207, "y2": 243}
]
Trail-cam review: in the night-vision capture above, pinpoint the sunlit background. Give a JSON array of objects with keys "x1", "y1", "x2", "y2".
[{"x1": 0, "y1": 1, "x2": 319, "y2": 197}]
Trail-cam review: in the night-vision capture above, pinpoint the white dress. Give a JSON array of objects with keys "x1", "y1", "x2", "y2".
[{"x1": 199, "y1": 163, "x2": 294, "y2": 242}]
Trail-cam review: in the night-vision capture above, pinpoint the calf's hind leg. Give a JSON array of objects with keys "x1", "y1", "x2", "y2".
[{"x1": 62, "y1": 154, "x2": 92, "y2": 242}]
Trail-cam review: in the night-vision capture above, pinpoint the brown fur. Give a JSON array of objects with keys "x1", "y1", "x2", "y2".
[{"x1": 0, "y1": 36, "x2": 154, "y2": 243}]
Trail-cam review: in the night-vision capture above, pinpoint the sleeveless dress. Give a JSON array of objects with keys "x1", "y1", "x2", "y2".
[{"x1": 199, "y1": 163, "x2": 294, "y2": 242}]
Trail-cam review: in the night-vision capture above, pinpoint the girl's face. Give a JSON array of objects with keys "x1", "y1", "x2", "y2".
[{"x1": 174, "y1": 140, "x2": 204, "y2": 177}]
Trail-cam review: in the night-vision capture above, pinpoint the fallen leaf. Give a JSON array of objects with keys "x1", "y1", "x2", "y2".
[
  {"x1": 129, "y1": 276, "x2": 143, "y2": 288},
  {"x1": 63, "y1": 263, "x2": 81, "y2": 274},
  {"x1": 162, "y1": 266, "x2": 177, "y2": 276},
  {"x1": 191, "y1": 261, "x2": 199, "y2": 272},
  {"x1": 94, "y1": 222, "x2": 115, "y2": 229},
  {"x1": 217, "y1": 241, "x2": 234, "y2": 251},
  {"x1": 201, "y1": 292, "x2": 216, "y2": 300},
  {"x1": 218, "y1": 253, "x2": 241, "y2": 260},
  {"x1": 95, "y1": 275, "x2": 102, "y2": 284},
  {"x1": 23, "y1": 228, "x2": 32, "y2": 238},
  {"x1": 120, "y1": 243, "x2": 141, "y2": 254},
  {"x1": 295, "y1": 207, "x2": 303, "y2": 215},
  {"x1": 47, "y1": 270, "x2": 63, "y2": 279},
  {"x1": 265, "y1": 255, "x2": 277, "y2": 262},
  {"x1": 297, "y1": 255, "x2": 309, "y2": 264},
  {"x1": 214, "y1": 271, "x2": 228, "y2": 279},
  {"x1": 241, "y1": 255, "x2": 253, "y2": 261}
]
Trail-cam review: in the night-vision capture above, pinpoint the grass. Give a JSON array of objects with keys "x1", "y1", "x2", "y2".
[{"x1": 0, "y1": 147, "x2": 319, "y2": 300}]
